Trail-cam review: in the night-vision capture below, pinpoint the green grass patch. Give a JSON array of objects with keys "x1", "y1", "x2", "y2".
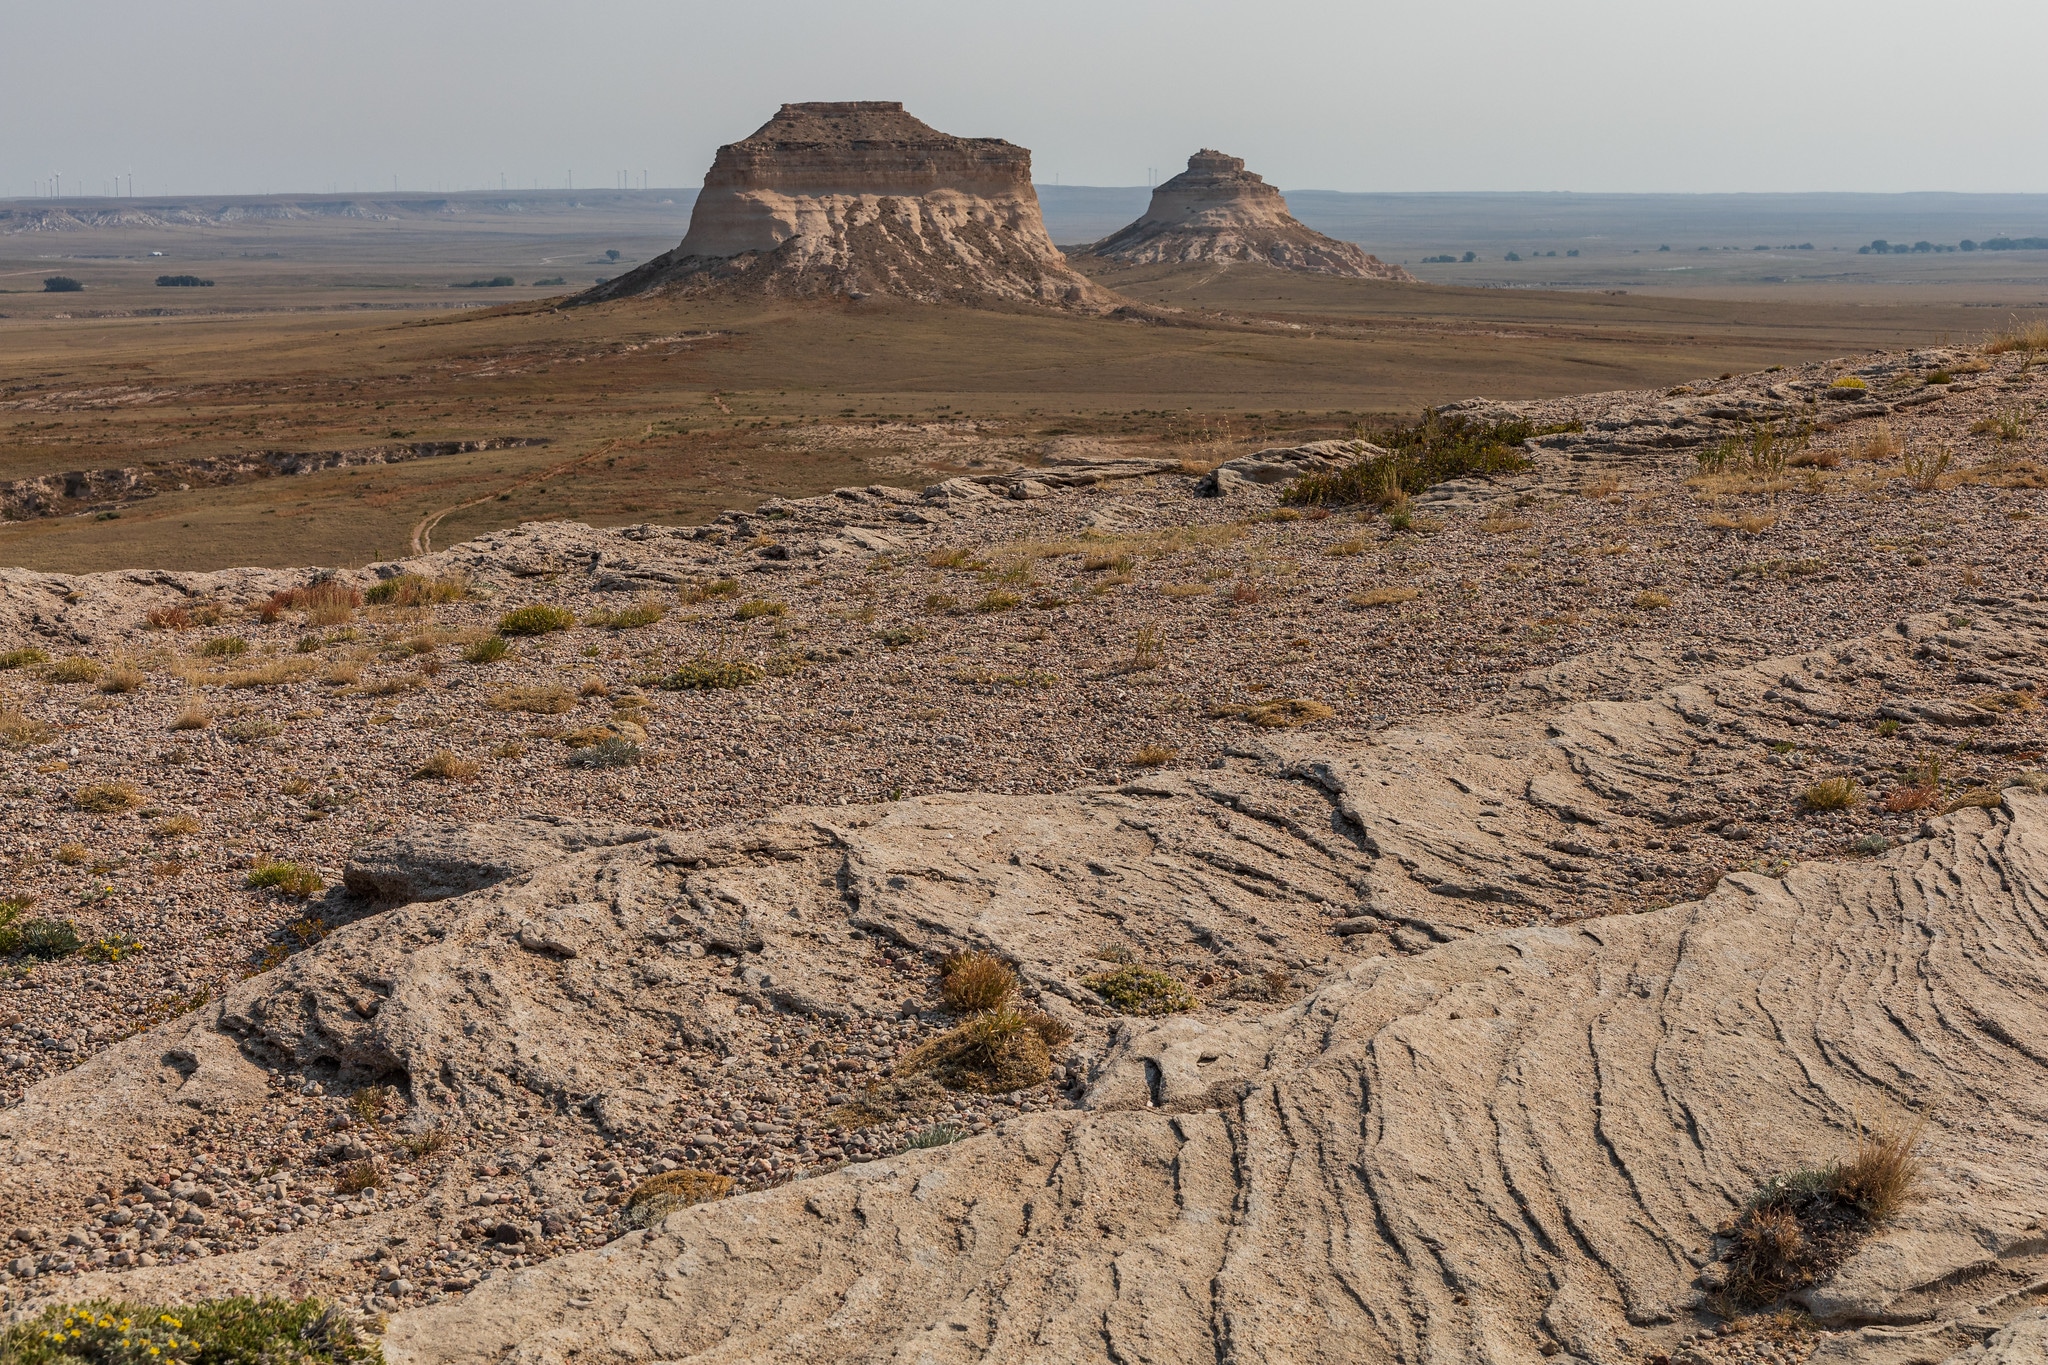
[
  {"x1": 0, "y1": 1297, "x2": 382, "y2": 1365},
  {"x1": 1081, "y1": 965, "x2": 1196, "y2": 1015},
  {"x1": 497, "y1": 604, "x2": 574, "y2": 636}
]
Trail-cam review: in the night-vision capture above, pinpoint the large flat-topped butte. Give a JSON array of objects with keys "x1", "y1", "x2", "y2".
[{"x1": 585, "y1": 101, "x2": 1110, "y2": 307}]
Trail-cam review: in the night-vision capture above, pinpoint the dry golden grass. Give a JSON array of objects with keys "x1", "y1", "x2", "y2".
[
  {"x1": 1480, "y1": 512, "x2": 1533, "y2": 534},
  {"x1": 1634, "y1": 590, "x2": 1672, "y2": 610},
  {"x1": 1129, "y1": 743, "x2": 1178, "y2": 767},
  {"x1": 96, "y1": 660, "x2": 145, "y2": 694},
  {"x1": 74, "y1": 781, "x2": 142, "y2": 813},
  {"x1": 1983, "y1": 317, "x2": 2048, "y2": 354},
  {"x1": 623, "y1": 1169, "x2": 734, "y2": 1227},
  {"x1": 1159, "y1": 582, "x2": 1212, "y2": 598},
  {"x1": 0, "y1": 708, "x2": 56, "y2": 750},
  {"x1": 1850, "y1": 424, "x2": 1903, "y2": 462},
  {"x1": 414, "y1": 749, "x2": 480, "y2": 781},
  {"x1": 153, "y1": 814, "x2": 201, "y2": 838},
  {"x1": 1801, "y1": 777, "x2": 1861, "y2": 811},
  {"x1": 1350, "y1": 586, "x2": 1419, "y2": 607},
  {"x1": 1704, "y1": 510, "x2": 1780, "y2": 534},
  {"x1": 170, "y1": 697, "x2": 211, "y2": 730},
  {"x1": 1208, "y1": 697, "x2": 1336, "y2": 728},
  {"x1": 488, "y1": 684, "x2": 576, "y2": 714},
  {"x1": 1323, "y1": 537, "x2": 1369, "y2": 556},
  {"x1": 940, "y1": 951, "x2": 1016, "y2": 1013}
]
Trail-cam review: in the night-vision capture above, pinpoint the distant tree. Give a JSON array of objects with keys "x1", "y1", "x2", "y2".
[
  {"x1": 1657, "y1": 244, "x2": 1670, "y2": 252},
  {"x1": 1460, "y1": 251, "x2": 1476, "y2": 263},
  {"x1": 1566, "y1": 248, "x2": 1579, "y2": 257},
  {"x1": 1959, "y1": 239, "x2": 1977, "y2": 251},
  {"x1": 605, "y1": 249, "x2": 621, "y2": 261},
  {"x1": 1503, "y1": 252, "x2": 1521, "y2": 262},
  {"x1": 42, "y1": 276, "x2": 83, "y2": 292},
  {"x1": 155, "y1": 274, "x2": 214, "y2": 287},
  {"x1": 533, "y1": 276, "x2": 566, "y2": 286}
]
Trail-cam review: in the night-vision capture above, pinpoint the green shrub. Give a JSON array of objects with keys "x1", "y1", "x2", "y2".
[
  {"x1": 876, "y1": 625, "x2": 927, "y2": 647},
  {"x1": 1082, "y1": 965, "x2": 1196, "y2": 1015},
  {"x1": 588, "y1": 602, "x2": 664, "y2": 630},
  {"x1": 659, "y1": 658, "x2": 763, "y2": 690},
  {"x1": 462, "y1": 635, "x2": 511, "y2": 664},
  {"x1": 1829, "y1": 375, "x2": 1868, "y2": 390},
  {"x1": 497, "y1": 605, "x2": 574, "y2": 636},
  {"x1": 733, "y1": 598, "x2": 785, "y2": 621},
  {"x1": 1283, "y1": 414, "x2": 1575, "y2": 508},
  {"x1": 0, "y1": 1297, "x2": 381, "y2": 1365},
  {"x1": 0, "y1": 909, "x2": 83, "y2": 960},
  {"x1": 42, "y1": 276, "x2": 84, "y2": 293},
  {"x1": 246, "y1": 861, "x2": 324, "y2": 898},
  {"x1": 565, "y1": 738, "x2": 641, "y2": 768},
  {"x1": 0, "y1": 648, "x2": 49, "y2": 670},
  {"x1": 198, "y1": 636, "x2": 249, "y2": 658}
]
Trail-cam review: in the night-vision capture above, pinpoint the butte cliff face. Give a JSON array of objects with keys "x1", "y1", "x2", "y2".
[
  {"x1": 583, "y1": 102, "x2": 1111, "y2": 308},
  {"x1": 1092, "y1": 149, "x2": 1412, "y2": 279}
]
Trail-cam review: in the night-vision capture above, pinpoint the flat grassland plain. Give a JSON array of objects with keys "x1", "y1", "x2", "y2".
[{"x1": 3, "y1": 189, "x2": 2045, "y2": 573}]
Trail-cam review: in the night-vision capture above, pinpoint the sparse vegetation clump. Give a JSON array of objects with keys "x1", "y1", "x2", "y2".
[
  {"x1": 906, "y1": 1004, "x2": 1071, "y2": 1093},
  {"x1": 1, "y1": 708, "x2": 56, "y2": 750},
  {"x1": 1801, "y1": 777, "x2": 1860, "y2": 811},
  {"x1": 487, "y1": 684, "x2": 575, "y2": 714},
  {"x1": 414, "y1": 749, "x2": 479, "y2": 781},
  {"x1": 1083, "y1": 964, "x2": 1196, "y2": 1016},
  {"x1": 1720, "y1": 1118, "x2": 1924, "y2": 1307},
  {"x1": 366, "y1": 573, "x2": 467, "y2": 607},
  {"x1": 586, "y1": 601, "x2": 665, "y2": 630},
  {"x1": 497, "y1": 604, "x2": 574, "y2": 636},
  {"x1": 259, "y1": 580, "x2": 361, "y2": 623},
  {"x1": 1282, "y1": 414, "x2": 1571, "y2": 508},
  {"x1": 246, "y1": 861, "x2": 324, "y2": 898},
  {"x1": 1207, "y1": 697, "x2": 1334, "y2": 728},
  {"x1": 940, "y1": 951, "x2": 1016, "y2": 1013},
  {"x1": 733, "y1": 598, "x2": 786, "y2": 621},
  {"x1": 1, "y1": 648, "x2": 51, "y2": 670},
  {"x1": 0, "y1": 1297, "x2": 383, "y2": 1365},
  {"x1": 74, "y1": 781, "x2": 142, "y2": 814},
  {"x1": 565, "y1": 737, "x2": 641, "y2": 768},
  {"x1": 622, "y1": 1170, "x2": 733, "y2": 1228},
  {"x1": 1128, "y1": 743, "x2": 1177, "y2": 767},
  {"x1": 462, "y1": 635, "x2": 511, "y2": 664},
  {"x1": 659, "y1": 658, "x2": 763, "y2": 690},
  {"x1": 42, "y1": 656, "x2": 103, "y2": 684}
]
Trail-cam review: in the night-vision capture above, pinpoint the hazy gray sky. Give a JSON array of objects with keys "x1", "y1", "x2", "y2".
[{"x1": 7, "y1": 0, "x2": 2044, "y2": 199}]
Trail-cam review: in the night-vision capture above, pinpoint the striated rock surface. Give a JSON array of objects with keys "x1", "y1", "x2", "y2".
[
  {"x1": 9, "y1": 603, "x2": 2048, "y2": 1363},
  {"x1": 582, "y1": 103, "x2": 1113, "y2": 309},
  {"x1": 1092, "y1": 149, "x2": 1411, "y2": 279}
]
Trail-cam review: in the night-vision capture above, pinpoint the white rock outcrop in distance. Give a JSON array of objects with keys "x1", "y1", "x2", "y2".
[
  {"x1": 1092, "y1": 149, "x2": 1412, "y2": 279},
  {"x1": 581, "y1": 102, "x2": 1113, "y2": 308}
]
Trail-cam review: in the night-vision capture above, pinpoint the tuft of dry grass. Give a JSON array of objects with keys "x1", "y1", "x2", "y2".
[
  {"x1": 1209, "y1": 697, "x2": 1335, "y2": 728},
  {"x1": 170, "y1": 697, "x2": 211, "y2": 730},
  {"x1": 733, "y1": 598, "x2": 786, "y2": 621},
  {"x1": 42, "y1": 656, "x2": 102, "y2": 685},
  {"x1": 153, "y1": 814, "x2": 201, "y2": 838},
  {"x1": 1849, "y1": 424, "x2": 1903, "y2": 462},
  {"x1": 1634, "y1": 590, "x2": 1672, "y2": 610},
  {"x1": 414, "y1": 749, "x2": 479, "y2": 781},
  {"x1": 940, "y1": 951, "x2": 1016, "y2": 1014},
  {"x1": 333, "y1": 1159, "x2": 384, "y2": 1195},
  {"x1": 366, "y1": 573, "x2": 467, "y2": 607},
  {"x1": 1480, "y1": 512, "x2": 1533, "y2": 534},
  {"x1": 1129, "y1": 743, "x2": 1178, "y2": 768},
  {"x1": 1801, "y1": 777, "x2": 1861, "y2": 811},
  {"x1": 0, "y1": 708, "x2": 56, "y2": 750},
  {"x1": 1982, "y1": 317, "x2": 2048, "y2": 354},
  {"x1": 488, "y1": 684, "x2": 576, "y2": 714},
  {"x1": 904, "y1": 1004, "x2": 1070, "y2": 1093},
  {"x1": 1350, "y1": 586, "x2": 1419, "y2": 608},
  {"x1": 96, "y1": 660, "x2": 145, "y2": 694},
  {"x1": 74, "y1": 781, "x2": 142, "y2": 814},
  {"x1": 623, "y1": 1169, "x2": 734, "y2": 1228},
  {"x1": 1159, "y1": 582, "x2": 1211, "y2": 598},
  {"x1": 1704, "y1": 510, "x2": 1779, "y2": 534}
]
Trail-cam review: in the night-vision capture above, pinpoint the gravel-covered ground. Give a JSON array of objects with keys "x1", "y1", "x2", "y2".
[{"x1": 0, "y1": 343, "x2": 2043, "y2": 1323}]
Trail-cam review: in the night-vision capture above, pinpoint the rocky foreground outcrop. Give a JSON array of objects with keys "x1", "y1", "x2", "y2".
[
  {"x1": 1091, "y1": 150, "x2": 1411, "y2": 279},
  {"x1": 8, "y1": 598, "x2": 2048, "y2": 1362},
  {"x1": 581, "y1": 102, "x2": 1113, "y2": 308}
]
